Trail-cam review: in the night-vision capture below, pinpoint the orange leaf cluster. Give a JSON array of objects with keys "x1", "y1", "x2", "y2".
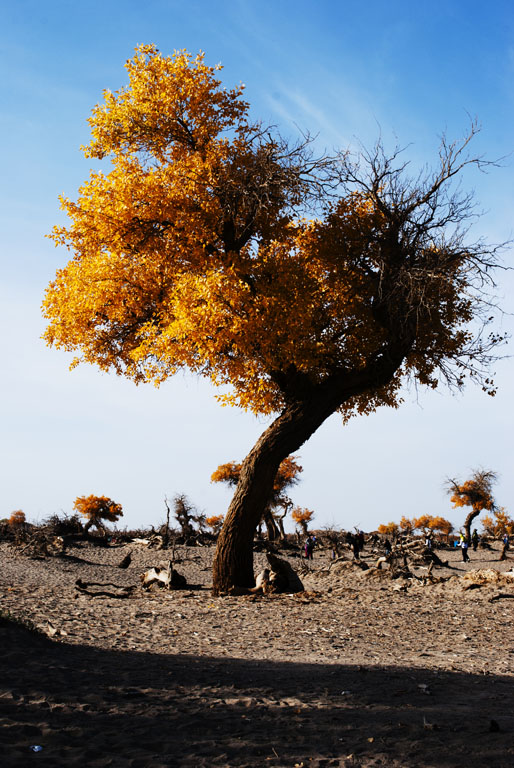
[
  {"x1": 378, "y1": 515, "x2": 453, "y2": 536},
  {"x1": 377, "y1": 522, "x2": 398, "y2": 536},
  {"x1": 205, "y1": 514, "x2": 224, "y2": 534},
  {"x1": 212, "y1": 456, "x2": 301, "y2": 498},
  {"x1": 449, "y1": 479, "x2": 495, "y2": 514},
  {"x1": 481, "y1": 508, "x2": 514, "y2": 537},
  {"x1": 413, "y1": 514, "x2": 454, "y2": 536},
  {"x1": 42, "y1": 46, "x2": 493, "y2": 420},
  {"x1": 399, "y1": 516, "x2": 414, "y2": 534},
  {"x1": 291, "y1": 507, "x2": 314, "y2": 526},
  {"x1": 73, "y1": 494, "x2": 123, "y2": 523},
  {"x1": 8, "y1": 510, "x2": 26, "y2": 526}
]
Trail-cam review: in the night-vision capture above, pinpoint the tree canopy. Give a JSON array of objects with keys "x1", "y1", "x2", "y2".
[
  {"x1": 73, "y1": 494, "x2": 123, "y2": 531},
  {"x1": 43, "y1": 45, "x2": 503, "y2": 418},
  {"x1": 448, "y1": 469, "x2": 497, "y2": 540},
  {"x1": 43, "y1": 45, "x2": 508, "y2": 592}
]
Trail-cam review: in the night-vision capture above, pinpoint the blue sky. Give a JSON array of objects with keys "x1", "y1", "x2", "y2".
[{"x1": 1, "y1": 0, "x2": 513, "y2": 533}]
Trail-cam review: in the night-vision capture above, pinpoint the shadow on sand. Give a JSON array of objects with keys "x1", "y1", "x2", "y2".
[{"x1": 1, "y1": 617, "x2": 513, "y2": 767}]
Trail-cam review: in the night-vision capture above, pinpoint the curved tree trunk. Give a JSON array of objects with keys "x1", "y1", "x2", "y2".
[
  {"x1": 464, "y1": 509, "x2": 480, "y2": 543},
  {"x1": 212, "y1": 340, "x2": 410, "y2": 595},
  {"x1": 212, "y1": 374, "x2": 386, "y2": 592},
  {"x1": 276, "y1": 507, "x2": 289, "y2": 542},
  {"x1": 212, "y1": 400, "x2": 325, "y2": 593}
]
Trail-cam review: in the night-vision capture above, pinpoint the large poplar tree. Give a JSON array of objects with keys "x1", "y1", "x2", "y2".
[{"x1": 43, "y1": 46, "x2": 506, "y2": 593}]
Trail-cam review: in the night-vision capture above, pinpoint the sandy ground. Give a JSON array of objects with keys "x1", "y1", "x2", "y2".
[{"x1": 1, "y1": 538, "x2": 514, "y2": 767}]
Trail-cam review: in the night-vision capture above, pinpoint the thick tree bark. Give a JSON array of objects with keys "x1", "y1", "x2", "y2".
[{"x1": 212, "y1": 349, "x2": 407, "y2": 594}]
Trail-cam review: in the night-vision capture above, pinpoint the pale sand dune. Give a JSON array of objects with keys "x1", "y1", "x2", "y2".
[{"x1": 1, "y1": 540, "x2": 514, "y2": 767}]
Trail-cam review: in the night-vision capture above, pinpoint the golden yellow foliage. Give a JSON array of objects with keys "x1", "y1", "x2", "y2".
[
  {"x1": 399, "y1": 516, "x2": 414, "y2": 534},
  {"x1": 205, "y1": 515, "x2": 224, "y2": 534},
  {"x1": 447, "y1": 469, "x2": 498, "y2": 539},
  {"x1": 43, "y1": 47, "x2": 499, "y2": 424},
  {"x1": 481, "y1": 507, "x2": 514, "y2": 537},
  {"x1": 73, "y1": 495, "x2": 123, "y2": 524},
  {"x1": 413, "y1": 514, "x2": 453, "y2": 536},
  {"x1": 291, "y1": 507, "x2": 314, "y2": 526},
  {"x1": 377, "y1": 522, "x2": 398, "y2": 536},
  {"x1": 212, "y1": 456, "x2": 302, "y2": 498},
  {"x1": 448, "y1": 470, "x2": 496, "y2": 524}
]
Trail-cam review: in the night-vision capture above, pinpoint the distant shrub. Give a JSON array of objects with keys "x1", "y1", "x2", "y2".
[
  {"x1": 73, "y1": 495, "x2": 123, "y2": 533},
  {"x1": 173, "y1": 494, "x2": 206, "y2": 543},
  {"x1": 8, "y1": 510, "x2": 26, "y2": 526},
  {"x1": 291, "y1": 507, "x2": 315, "y2": 535},
  {"x1": 377, "y1": 521, "x2": 399, "y2": 536},
  {"x1": 413, "y1": 514, "x2": 454, "y2": 537},
  {"x1": 481, "y1": 507, "x2": 514, "y2": 537},
  {"x1": 206, "y1": 515, "x2": 224, "y2": 535},
  {"x1": 399, "y1": 516, "x2": 414, "y2": 535},
  {"x1": 43, "y1": 512, "x2": 84, "y2": 536}
]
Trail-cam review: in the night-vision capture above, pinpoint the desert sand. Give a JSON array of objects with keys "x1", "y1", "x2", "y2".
[{"x1": 1, "y1": 538, "x2": 514, "y2": 767}]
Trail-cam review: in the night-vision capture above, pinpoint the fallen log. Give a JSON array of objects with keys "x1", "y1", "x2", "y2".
[
  {"x1": 489, "y1": 592, "x2": 514, "y2": 602},
  {"x1": 75, "y1": 578, "x2": 136, "y2": 598}
]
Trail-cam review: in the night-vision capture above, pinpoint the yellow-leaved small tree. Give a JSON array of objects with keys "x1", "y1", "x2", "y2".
[
  {"x1": 291, "y1": 507, "x2": 315, "y2": 536},
  {"x1": 205, "y1": 515, "x2": 224, "y2": 536},
  {"x1": 9, "y1": 510, "x2": 26, "y2": 526},
  {"x1": 377, "y1": 522, "x2": 399, "y2": 536},
  {"x1": 481, "y1": 507, "x2": 514, "y2": 537},
  {"x1": 447, "y1": 470, "x2": 497, "y2": 542},
  {"x1": 73, "y1": 495, "x2": 123, "y2": 534},
  {"x1": 413, "y1": 514, "x2": 454, "y2": 538}
]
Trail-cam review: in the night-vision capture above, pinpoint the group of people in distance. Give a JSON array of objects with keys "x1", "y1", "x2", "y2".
[
  {"x1": 303, "y1": 530, "x2": 366, "y2": 560},
  {"x1": 302, "y1": 528, "x2": 511, "y2": 563}
]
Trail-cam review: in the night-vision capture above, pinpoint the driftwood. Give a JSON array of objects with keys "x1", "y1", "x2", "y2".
[
  {"x1": 131, "y1": 535, "x2": 164, "y2": 549},
  {"x1": 328, "y1": 554, "x2": 350, "y2": 570},
  {"x1": 489, "y1": 592, "x2": 514, "y2": 602},
  {"x1": 75, "y1": 578, "x2": 136, "y2": 598},
  {"x1": 17, "y1": 533, "x2": 66, "y2": 559},
  {"x1": 140, "y1": 561, "x2": 187, "y2": 590}
]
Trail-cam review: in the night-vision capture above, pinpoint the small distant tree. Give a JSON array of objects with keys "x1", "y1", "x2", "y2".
[
  {"x1": 322, "y1": 526, "x2": 345, "y2": 556},
  {"x1": 377, "y1": 521, "x2": 399, "y2": 536},
  {"x1": 430, "y1": 516, "x2": 454, "y2": 539},
  {"x1": 481, "y1": 507, "x2": 514, "y2": 537},
  {"x1": 206, "y1": 515, "x2": 224, "y2": 536},
  {"x1": 9, "y1": 510, "x2": 26, "y2": 526},
  {"x1": 399, "y1": 516, "x2": 414, "y2": 535},
  {"x1": 44, "y1": 512, "x2": 84, "y2": 536},
  {"x1": 413, "y1": 514, "x2": 454, "y2": 539},
  {"x1": 447, "y1": 469, "x2": 497, "y2": 542},
  {"x1": 212, "y1": 456, "x2": 302, "y2": 541},
  {"x1": 173, "y1": 493, "x2": 206, "y2": 542},
  {"x1": 73, "y1": 495, "x2": 123, "y2": 534},
  {"x1": 291, "y1": 506, "x2": 315, "y2": 536}
]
